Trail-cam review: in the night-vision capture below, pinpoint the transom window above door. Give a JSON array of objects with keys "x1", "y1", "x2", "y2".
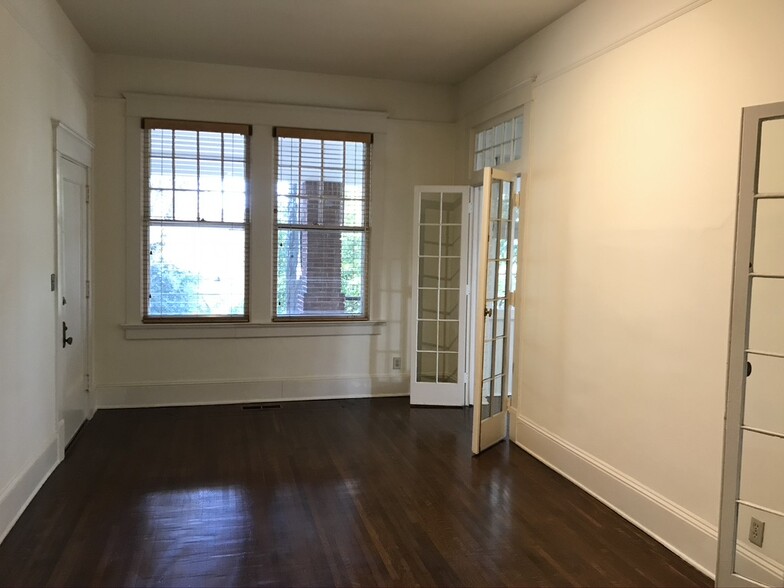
[{"x1": 473, "y1": 114, "x2": 523, "y2": 171}]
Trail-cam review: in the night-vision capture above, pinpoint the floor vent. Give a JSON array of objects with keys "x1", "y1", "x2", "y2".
[{"x1": 242, "y1": 403, "x2": 282, "y2": 411}]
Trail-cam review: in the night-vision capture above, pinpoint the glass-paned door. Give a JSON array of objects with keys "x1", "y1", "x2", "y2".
[
  {"x1": 718, "y1": 104, "x2": 784, "y2": 588},
  {"x1": 410, "y1": 187, "x2": 469, "y2": 406},
  {"x1": 472, "y1": 168, "x2": 516, "y2": 454}
]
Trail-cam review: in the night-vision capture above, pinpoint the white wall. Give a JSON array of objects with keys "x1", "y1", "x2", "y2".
[
  {"x1": 459, "y1": 0, "x2": 784, "y2": 577},
  {"x1": 0, "y1": 0, "x2": 93, "y2": 542},
  {"x1": 92, "y1": 55, "x2": 457, "y2": 407}
]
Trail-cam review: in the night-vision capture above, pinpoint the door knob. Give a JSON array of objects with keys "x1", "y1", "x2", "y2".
[
  {"x1": 484, "y1": 307, "x2": 493, "y2": 318},
  {"x1": 747, "y1": 361, "x2": 752, "y2": 377},
  {"x1": 62, "y1": 321, "x2": 73, "y2": 348}
]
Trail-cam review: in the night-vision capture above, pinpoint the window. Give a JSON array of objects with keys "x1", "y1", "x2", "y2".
[
  {"x1": 142, "y1": 119, "x2": 251, "y2": 322},
  {"x1": 273, "y1": 127, "x2": 371, "y2": 320},
  {"x1": 473, "y1": 114, "x2": 523, "y2": 171}
]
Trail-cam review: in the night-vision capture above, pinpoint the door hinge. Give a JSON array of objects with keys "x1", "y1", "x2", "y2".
[
  {"x1": 85, "y1": 373, "x2": 91, "y2": 392},
  {"x1": 86, "y1": 280, "x2": 90, "y2": 299},
  {"x1": 86, "y1": 185, "x2": 90, "y2": 204},
  {"x1": 513, "y1": 191, "x2": 521, "y2": 208}
]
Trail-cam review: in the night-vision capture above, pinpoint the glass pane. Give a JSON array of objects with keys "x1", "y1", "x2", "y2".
[
  {"x1": 223, "y1": 192, "x2": 246, "y2": 223},
  {"x1": 514, "y1": 116, "x2": 523, "y2": 140},
  {"x1": 438, "y1": 321, "x2": 459, "y2": 353},
  {"x1": 748, "y1": 278, "x2": 784, "y2": 353},
  {"x1": 481, "y1": 379, "x2": 492, "y2": 419},
  {"x1": 439, "y1": 289, "x2": 459, "y2": 320},
  {"x1": 758, "y1": 117, "x2": 784, "y2": 194},
  {"x1": 486, "y1": 260, "x2": 497, "y2": 301},
  {"x1": 497, "y1": 222, "x2": 509, "y2": 259},
  {"x1": 149, "y1": 157, "x2": 173, "y2": 189},
  {"x1": 418, "y1": 288, "x2": 438, "y2": 320},
  {"x1": 417, "y1": 320, "x2": 438, "y2": 351},
  {"x1": 753, "y1": 198, "x2": 784, "y2": 275},
  {"x1": 420, "y1": 193, "x2": 441, "y2": 223},
  {"x1": 495, "y1": 300, "x2": 507, "y2": 338},
  {"x1": 513, "y1": 139, "x2": 522, "y2": 161},
  {"x1": 474, "y1": 153, "x2": 483, "y2": 172},
  {"x1": 441, "y1": 225, "x2": 461, "y2": 256},
  {"x1": 275, "y1": 229, "x2": 366, "y2": 317},
  {"x1": 483, "y1": 341, "x2": 493, "y2": 380},
  {"x1": 149, "y1": 190, "x2": 173, "y2": 220},
  {"x1": 150, "y1": 129, "x2": 173, "y2": 157},
  {"x1": 174, "y1": 191, "x2": 198, "y2": 221},
  {"x1": 198, "y1": 191, "x2": 223, "y2": 222},
  {"x1": 174, "y1": 158, "x2": 198, "y2": 190},
  {"x1": 745, "y1": 354, "x2": 784, "y2": 434},
  {"x1": 494, "y1": 336, "x2": 507, "y2": 376},
  {"x1": 739, "y1": 430, "x2": 784, "y2": 513},
  {"x1": 496, "y1": 261, "x2": 508, "y2": 298},
  {"x1": 418, "y1": 257, "x2": 439, "y2": 288},
  {"x1": 148, "y1": 224, "x2": 246, "y2": 317},
  {"x1": 440, "y1": 257, "x2": 461, "y2": 289},
  {"x1": 417, "y1": 352, "x2": 437, "y2": 383},
  {"x1": 438, "y1": 352, "x2": 459, "y2": 383},
  {"x1": 490, "y1": 181, "x2": 500, "y2": 219},
  {"x1": 500, "y1": 182, "x2": 511, "y2": 220},
  {"x1": 419, "y1": 225, "x2": 440, "y2": 256},
  {"x1": 442, "y1": 193, "x2": 462, "y2": 224}
]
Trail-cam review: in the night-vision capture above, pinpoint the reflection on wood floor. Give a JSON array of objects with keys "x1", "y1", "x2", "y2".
[{"x1": 0, "y1": 397, "x2": 711, "y2": 587}]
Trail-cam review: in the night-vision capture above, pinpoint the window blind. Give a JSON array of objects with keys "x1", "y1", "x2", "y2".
[
  {"x1": 142, "y1": 118, "x2": 251, "y2": 322},
  {"x1": 273, "y1": 127, "x2": 372, "y2": 320}
]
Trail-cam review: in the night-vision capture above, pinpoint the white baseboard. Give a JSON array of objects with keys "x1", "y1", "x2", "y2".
[
  {"x1": 0, "y1": 436, "x2": 59, "y2": 545},
  {"x1": 514, "y1": 414, "x2": 718, "y2": 579},
  {"x1": 96, "y1": 373, "x2": 409, "y2": 408}
]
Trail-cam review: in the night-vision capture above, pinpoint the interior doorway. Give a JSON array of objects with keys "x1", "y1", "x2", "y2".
[{"x1": 54, "y1": 122, "x2": 93, "y2": 458}]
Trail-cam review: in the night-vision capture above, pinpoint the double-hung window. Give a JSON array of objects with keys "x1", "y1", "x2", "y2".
[
  {"x1": 273, "y1": 127, "x2": 372, "y2": 320},
  {"x1": 142, "y1": 119, "x2": 251, "y2": 321}
]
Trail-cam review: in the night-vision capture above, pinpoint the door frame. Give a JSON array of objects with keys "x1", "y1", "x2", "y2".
[
  {"x1": 53, "y1": 120, "x2": 94, "y2": 460},
  {"x1": 717, "y1": 100, "x2": 784, "y2": 587}
]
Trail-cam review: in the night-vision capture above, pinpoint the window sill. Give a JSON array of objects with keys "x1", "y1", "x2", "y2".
[{"x1": 122, "y1": 320, "x2": 386, "y2": 340}]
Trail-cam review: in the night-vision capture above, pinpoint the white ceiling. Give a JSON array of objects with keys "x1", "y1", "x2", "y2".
[{"x1": 56, "y1": 0, "x2": 582, "y2": 84}]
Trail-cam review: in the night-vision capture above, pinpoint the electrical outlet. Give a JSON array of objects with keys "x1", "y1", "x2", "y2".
[
  {"x1": 392, "y1": 357, "x2": 401, "y2": 370},
  {"x1": 749, "y1": 517, "x2": 765, "y2": 548}
]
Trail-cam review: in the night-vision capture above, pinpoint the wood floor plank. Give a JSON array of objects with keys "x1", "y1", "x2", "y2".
[{"x1": 0, "y1": 398, "x2": 712, "y2": 587}]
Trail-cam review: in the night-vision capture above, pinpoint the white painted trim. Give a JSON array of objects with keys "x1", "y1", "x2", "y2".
[
  {"x1": 53, "y1": 121, "x2": 94, "y2": 163},
  {"x1": 124, "y1": 92, "x2": 390, "y2": 134},
  {"x1": 515, "y1": 415, "x2": 717, "y2": 578},
  {"x1": 533, "y1": 0, "x2": 712, "y2": 89},
  {"x1": 123, "y1": 320, "x2": 386, "y2": 340},
  {"x1": 0, "y1": 436, "x2": 58, "y2": 545},
  {"x1": 96, "y1": 373, "x2": 409, "y2": 408}
]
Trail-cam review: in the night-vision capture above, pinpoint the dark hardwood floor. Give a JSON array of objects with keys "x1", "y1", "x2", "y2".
[{"x1": 0, "y1": 397, "x2": 711, "y2": 587}]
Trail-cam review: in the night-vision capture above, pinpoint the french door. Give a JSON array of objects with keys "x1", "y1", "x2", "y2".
[
  {"x1": 717, "y1": 102, "x2": 784, "y2": 587},
  {"x1": 472, "y1": 168, "x2": 517, "y2": 454},
  {"x1": 410, "y1": 187, "x2": 469, "y2": 406}
]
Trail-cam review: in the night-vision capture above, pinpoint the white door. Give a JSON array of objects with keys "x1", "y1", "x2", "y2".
[
  {"x1": 472, "y1": 168, "x2": 517, "y2": 454},
  {"x1": 56, "y1": 156, "x2": 90, "y2": 449},
  {"x1": 410, "y1": 187, "x2": 469, "y2": 406},
  {"x1": 717, "y1": 103, "x2": 784, "y2": 588}
]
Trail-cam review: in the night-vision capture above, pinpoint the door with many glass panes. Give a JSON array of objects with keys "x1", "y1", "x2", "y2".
[
  {"x1": 410, "y1": 187, "x2": 469, "y2": 406},
  {"x1": 472, "y1": 168, "x2": 517, "y2": 454},
  {"x1": 717, "y1": 102, "x2": 784, "y2": 588}
]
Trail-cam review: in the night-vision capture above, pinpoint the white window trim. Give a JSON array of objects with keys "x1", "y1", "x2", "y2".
[{"x1": 123, "y1": 93, "x2": 388, "y2": 339}]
